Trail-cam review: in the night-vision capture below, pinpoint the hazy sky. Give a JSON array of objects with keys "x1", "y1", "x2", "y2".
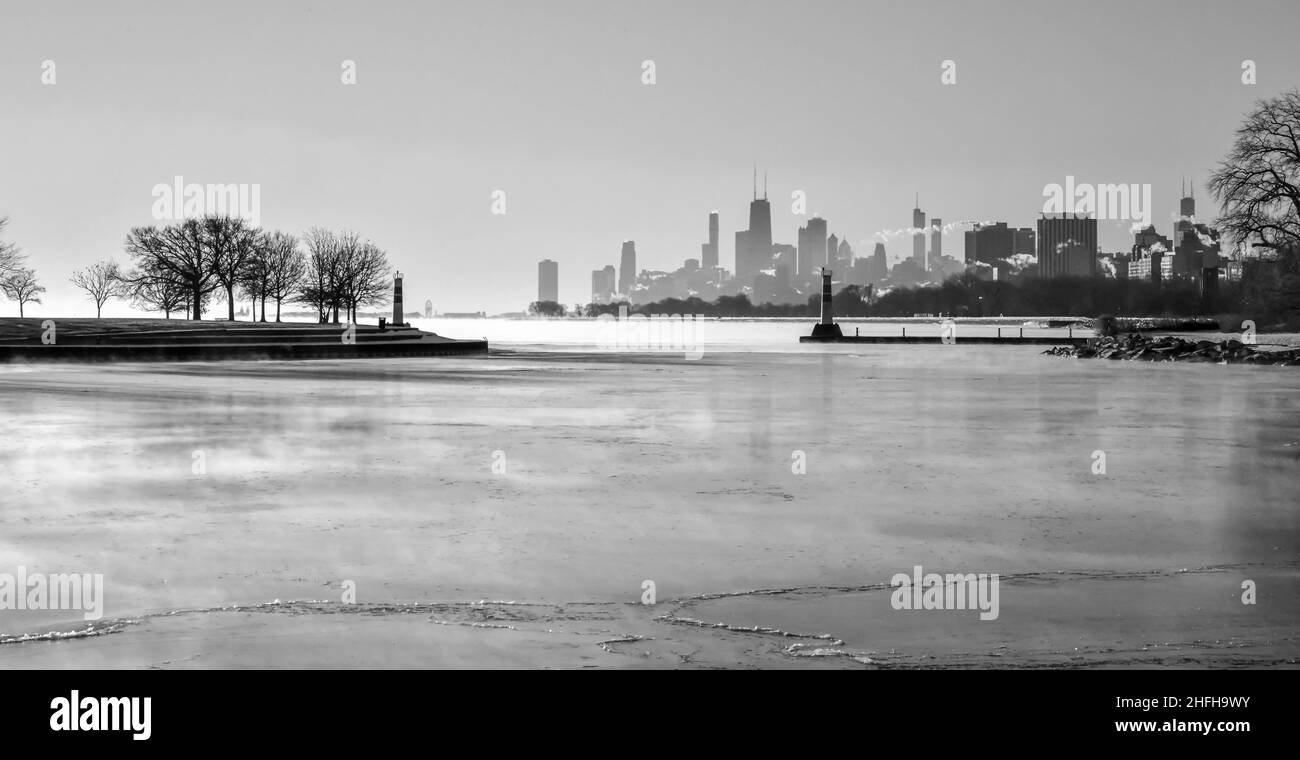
[{"x1": 2, "y1": 0, "x2": 1298, "y2": 316}]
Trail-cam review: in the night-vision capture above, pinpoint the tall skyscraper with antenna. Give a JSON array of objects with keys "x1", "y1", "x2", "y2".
[{"x1": 735, "y1": 168, "x2": 773, "y2": 287}]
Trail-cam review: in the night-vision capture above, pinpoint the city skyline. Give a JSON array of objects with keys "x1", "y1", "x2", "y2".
[
  {"x1": 561, "y1": 175, "x2": 1233, "y2": 309},
  {"x1": 2, "y1": 0, "x2": 1297, "y2": 314}
]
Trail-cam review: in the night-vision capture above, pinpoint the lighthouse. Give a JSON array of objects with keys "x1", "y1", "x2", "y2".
[
  {"x1": 809, "y1": 268, "x2": 843, "y2": 338},
  {"x1": 392, "y1": 271, "x2": 405, "y2": 327}
]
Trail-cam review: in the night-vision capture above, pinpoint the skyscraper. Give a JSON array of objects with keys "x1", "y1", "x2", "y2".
[
  {"x1": 836, "y1": 237, "x2": 854, "y2": 270},
  {"x1": 797, "y1": 215, "x2": 828, "y2": 277},
  {"x1": 735, "y1": 172, "x2": 773, "y2": 286},
  {"x1": 965, "y1": 222, "x2": 1013, "y2": 265},
  {"x1": 1037, "y1": 213, "x2": 1097, "y2": 278},
  {"x1": 619, "y1": 241, "x2": 636, "y2": 296},
  {"x1": 912, "y1": 195, "x2": 926, "y2": 269},
  {"x1": 538, "y1": 259, "x2": 558, "y2": 303},
  {"x1": 1013, "y1": 227, "x2": 1036, "y2": 258},
  {"x1": 590, "y1": 265, "x2": 615, "y2": 304},
  {"x1": 964, "y1": 222, "x2": 1033, "y2": 267},
  {"x1": 1178, "y1": 178, "x2": 1196, "y2": 228},
  {"x1": 871, "y1": 242, "x2": 888, "y2": 283},
  {"x1": 1172, "y1": 179, "x2": 1219, "y2": 279},
  {"x1": 772, "y1": 244, "x2": 797, "y2": 288},
  {"x1": 700, "y1": 211, "x2": 719, "y2": 269},
  {"x1": 929, "y1": 217, "x2": 942, "y2": 268}
]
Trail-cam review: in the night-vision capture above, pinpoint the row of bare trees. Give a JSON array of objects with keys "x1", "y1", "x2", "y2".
[{"x1": 116, "y1": 216, "x2": 390, "y2": 322}]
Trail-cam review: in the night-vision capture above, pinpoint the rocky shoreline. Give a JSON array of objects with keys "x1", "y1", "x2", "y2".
[{"x1": 1043, "y1": 334, "x2": 1300, "y2": 365}]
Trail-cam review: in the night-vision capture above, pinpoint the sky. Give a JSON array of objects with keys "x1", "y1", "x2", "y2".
[{"x1": 2, "y1": 0, "x2": 1298, "y2": 316}]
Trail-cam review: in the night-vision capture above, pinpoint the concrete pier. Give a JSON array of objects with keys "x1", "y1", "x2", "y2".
[{"x1": 799, "y1": 333, "x2": 1089, "y2": 345}]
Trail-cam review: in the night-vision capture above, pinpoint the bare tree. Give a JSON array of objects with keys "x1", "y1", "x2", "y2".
[
  {"x1": 237, "y1": 235, "x2": 272, "y2": 322},
  {"x1": 262, "y1": 231, "x2": 306, "y2": 322},
  {"x1": 298, "y1": 227, "x2": 342, "y2": 323},
  {"x1": 130, "y1": 269, "x2": 189, "y2": 318},
  {"x1": 1, "y1": 267, "x2": 44, "y2": 317},
  {"x1": 69, "y1": 260, "x2": 131, "y2": 318},
  {"x1": 342, "y1": 241, "x2": 391, "y2": 323},
  {"x1": 124, "y1": 219, "x2": 217, "y2": 319},
  {"x1": 0, "y1": 217, "x2": 25, "y2": 283},
  {"x1": 203, "y1": 215, "x2": 260, "y2": 321},
  {"x1": 1209, "y1": 89, "x2": 1300, "y2": 254},
  {"x1": 332, "y1": 230, "x2": 363, "y2": 323},
  {"x1": 295, "y1": 229, "x2": 392, "y2": 323}
]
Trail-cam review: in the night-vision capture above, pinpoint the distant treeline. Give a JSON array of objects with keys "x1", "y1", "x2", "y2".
[{"x1": 582, "y1": 254, "x2": 1300, "y2": 326}]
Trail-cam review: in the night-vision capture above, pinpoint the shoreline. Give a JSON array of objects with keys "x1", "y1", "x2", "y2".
[{"x1": 0, "y1": 318, "x2": 488, "y2": 363}]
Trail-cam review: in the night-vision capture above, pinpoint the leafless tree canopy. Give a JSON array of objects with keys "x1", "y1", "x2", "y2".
[
  {"x1": 120, "y1": 217, "x2": 392, "y2": 323},
  {"x1": 297, "y1": 229, "x2": 391, "y2": 323},
  {"x1": 127, "y1": 266, "x2": 190, "y2": 319},
  {"x1": 261, "y1": 231, "x2": 306, "y2": 322},
  {"x1": 1209, "y1": 89, "x2": 1300, "y2": 254},
  {"x1": 0, "y1": 267, "x2": 45, "y2": 317},
  {"x1": 204, "y1": 216, "x2": 260, "y2": 321},
  {"x1": 0, "y1": 217, "x2": 26, "y2": 283},
  {"x1": 69, "y1": 260, "x2": 131, "y2": 318},
  {"x1": 124, "y1": 219, "x2": 218, "y2": 320}
]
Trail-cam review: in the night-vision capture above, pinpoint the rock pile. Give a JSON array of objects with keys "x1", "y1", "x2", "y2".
[{"x1": 1044, "y1": 334, "x2": 1300, "y2": 365}]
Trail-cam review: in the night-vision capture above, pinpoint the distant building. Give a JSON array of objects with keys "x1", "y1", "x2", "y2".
[
  {"x1": 701, "y1": 211, "x2": 719, "y2": 270},
  {"x1": 1102, "y1": 252, "x2": 1129, "y2": 279},
  {"x1": 851, "y1": 242, "x2": 888, "y2": 286},
  {"x1": 619, "y1": 241, "x2": 637, "y2": 296},
  {"x1": 1129, "y1": 225, "x2": 1173, "y2": 283},
  {"x1": 929, "y1": 218, "x2": 942, "y2": 270},
  {"x1": 1170, "y1": 183, "x2": 1221, "y2": 282},
  {"x1": 590, "y1": 265, "x2": 616, "y2": 304},
  {"x1": 735, "y1": 181, "x2": 773, "y2": 287},
  {"x1": 1037, "y1": 213, "x2": 1097, "y2": 278},
  {"x1": 965, "y1": 222, "x2": 1012, "y2": 265},
  {"x1": 772, "y1": 243, "x2": 797, "y2": 276},
  {"x1": 835, "y1": 237, "x2": 854, "y2": 271},
  {"x1": 1013, "y1": 227, "x2": 1035, "y2": 258},
  {"x1": 538, "y1": 259, "x2": 559, "y2": 303},
  {"x1": 912, "y1": 197, "x2": 926, "y2": 269},
  {"x1": 797, "y1": 216, "x2": 828, "y2": 278}
]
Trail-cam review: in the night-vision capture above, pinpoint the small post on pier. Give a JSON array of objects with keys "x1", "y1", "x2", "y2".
[{"x1": 997, "y1": 327, "x2": 1001, "y2": 339}]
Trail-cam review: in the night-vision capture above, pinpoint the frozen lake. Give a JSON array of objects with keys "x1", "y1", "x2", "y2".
[{"x1": 1, "y1": 323, "x2": 1298, "y2": 668}]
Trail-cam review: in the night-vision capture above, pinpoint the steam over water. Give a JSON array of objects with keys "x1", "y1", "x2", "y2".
[{"x1": 1, "y1": 321, "x2": 1297, "y2": 667}]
